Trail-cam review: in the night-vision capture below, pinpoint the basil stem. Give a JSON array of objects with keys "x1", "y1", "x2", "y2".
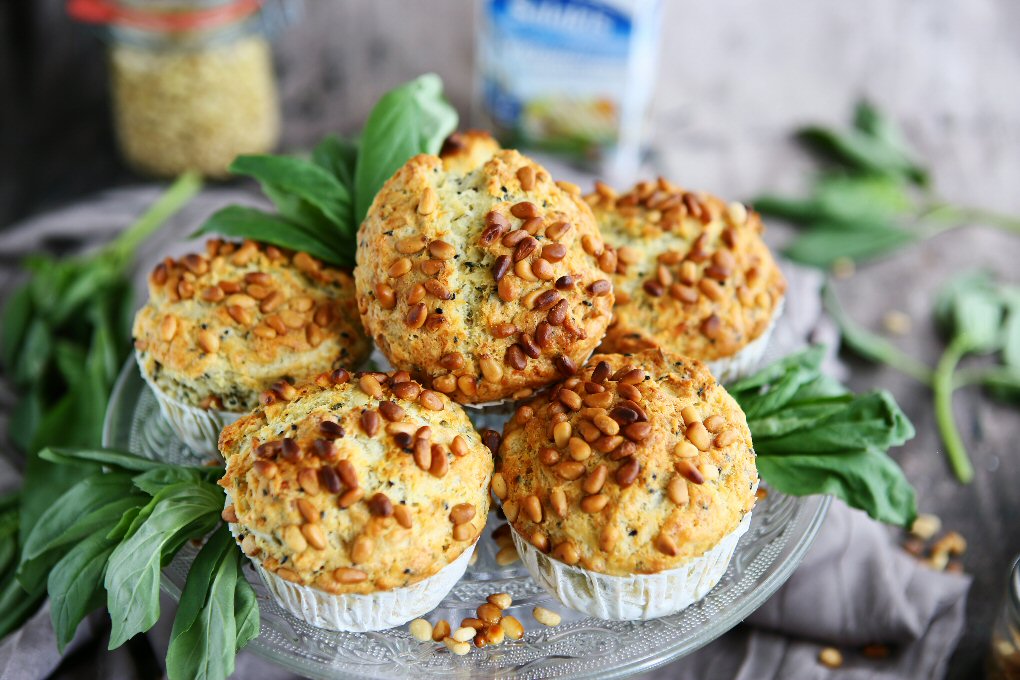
[{"x1": 932, "y1": 336, "x2": 974, "y2": 483}]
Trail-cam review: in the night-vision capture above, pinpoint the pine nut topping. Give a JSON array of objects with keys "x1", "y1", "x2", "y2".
[
  {"x1": 450, "y1": 503, "x2": 476, "y2": 525},
  {"x1": 405, "y1": 303, "x2": 427, "y2": 328},
  {"x1": 510, "y1": 201, "x2": 539, "y2": 219},
  {"x1": 623, "y1": 421, "x2": 652, "y2": 442},
  {"x1": 542, "y1": 243, "x2": 567, "y2": 261},
  {"x1": 360, "y1": 409, "x2": 380, "y2": 436},
  {"x1": 480, "y1": 357, "x2": 504, "y2": 383},
  {"x1": 491, "y1": 472, "x2": 508, "y2": 499},
  {"x1": 419, "y1": 390, "x2": 444, "y2": 410},
  {"x1": 687, "y1": 421, "x2": 712, "y2": 451},
  {"x1": 284, "y1": 525, "x2": 307, "y2": 552},
  {"x1": 452, "y1": 523, "x2": 473, "y2": 541},
  {"x1": 197, "y1": 329, "x2": 219, "y2": 353},
  {"x1": 428, "y1": 239, "x2": 456, "y2": 260},
  {"x1": 530, "y1": 529, "x2": 550, "y2": 552},
  {"x1": 351, "y1": 535, "x2": 373, "y2": 563},
  {"x1": 502, "y1": 500, "x2": 520, "y2": 523},
  {"x1": 568, "y1": 437, "x2": 592, "y2": 461},
  {"x1": 516, "y1": 165, "x2": 536, "y2": 190},
  {"x1": 656, "y1": 531, "x2": 679, "y2": 556},
  {"x1": 375, "y1": 283, "x2": 396, "y2": 310},
  {"x1": 388, "y1": 258, "x2": 412, "y2": 277},
  {"x1": 550, "y1": 487, "x2": 568, "y2": 517},
  {"x1": 522, "y1": 494, "x2": 543, "y2": 523},
  {"x1": 615, "y1": 457, "x2": 641, "y2": 486},
  {"x1": 674, "y1": 440, "x2": 700, "y2": 459},
  {"x1": 395, "y1": 235, "x2": 427, "y2": 254},
  {"x1": 703, "y1": 415, "x2": 726, "y2": 432},
  {"x1": 359, "y1": 374, "x2": 383, "y2": 398},
  {"x1": 582, "y1": 464, "x2": 608, "y2": 494},
  {"x1": 556, "y1": 461, "x2": 586, "y2": 480},
  {"x1": 668, "y1": 476, "x2": 690, "y2": 505},
  {"x1": 338, "y1": 487, "x2": 364, "y2": 508},
  {"x1": 676, "y1": 459, "x2": 705, "y2": 484},
  {"x1": 160, "y1": 315, "x2": 178, "y2": 341},
  {"x1": 553, "y1": 421, "x2": 572, "y2": 447},
  {"x1": 714, "y1": 429, "x2": 739, "y2": 447},
  {"x1": 417, "y1": 188, "x2": 437, "y2": 215},
  {"x1": 368, "y1": 493, "x2": 394, "y2": 517},
  {"x1": 393, "y1": 505, "x2": 413, "y2": 529},
  {"x1": 680, "y1": 406, "x2": 701, "y2": 426},
  {"x1": 450, "y1": 435, "x2": 469, "y2": 457},
  {"x1": 302, "y1": 523, "x2": 327, "y2": 550}
]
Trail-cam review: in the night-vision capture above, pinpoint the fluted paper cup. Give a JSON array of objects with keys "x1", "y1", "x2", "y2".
[
  {"x1": 512, "y1": 512, "x2": 752, "y2": 621},
  {"x1": 705, "y1": 297, "x2": 785, "y2": 384},
  {"x1": 135, "y1": 353, "x2": 243, "y2": 456}
]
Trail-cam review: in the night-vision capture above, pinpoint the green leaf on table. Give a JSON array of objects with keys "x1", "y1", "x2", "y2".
[
  {"x1": 783, "y1": 221, "x2": 917, "y2": 267},
  {"x1": 48, "y1": 529, "x2": 118, "y2": 652},
  {"x1": 812, "y1": 174, "x2": 913, "y2": 222},
  {"x1": 934, "y1": 271, "x2": 1004, "y2": 352},
  {"x1": 194, "y1": 205, "x2": 349, "y2": 268},
  {"x1": 39, "y1": 446, "x2": 182, "y2": 473},
  {"x1": 752, "y1": 390, "x2": 915, "y2": 457},
  {"x1": 132, "y1": 466, "x2": 209, "y2": 496},
  {"x1": 852, "y1": 100, "x2": 929, "y2": 186},
  {"x1": 797, "y1": 122, "x2": 927, "y2": 186},
  {"x1": 165, "y1": 526, "x2": 249, "y2": 680},
  {"x1": 17, "y1": 472, "x2": 136, "y2": 593},
  {"x1": 354, "y1": 73, "x2": 458, "y2": 223},
  {"x1": 1, "y1": 285, "x2": 33, "y2": 371},
  {"x1": 758, "y1": 449, "x2": 917, "y2": 526},
  {"x1": 105, "y1": 482, "x2": 223, "y2": 649}
]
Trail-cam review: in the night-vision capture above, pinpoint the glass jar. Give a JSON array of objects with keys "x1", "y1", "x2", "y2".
[
  {"x1": 990, "y1": 556, "x2": 1020, "y2": 680},
  {"x1": 69, "y1": 0, "x2": 281, "y2": 178}
]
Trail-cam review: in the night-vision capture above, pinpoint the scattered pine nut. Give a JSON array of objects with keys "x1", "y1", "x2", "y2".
[
  {"x1": 909, "y1": 513, "x2": 941, "y2": 541},
  {"x1": 487, "y1": 592, "x2": 512, "y2": 610},
  {"x1": 533, "y1": 606, "x2": 561, "y2": 627},
  {"x1": 452, "y1": 626, "x2": 476, "y2": 642},
  {"x1": 443, "y1": 637, "x2": 471, "y2": 656},
  {"x1": 408, "y1": 619, "x2": 432, "y2": 642},
  {"x1": 496, "y1": 545, "x2": 519, "y2": 566},
  {"x1": 431, "y1": 619, "x2": 451, "y2": 642},
  {"x1": 882, "y1": 310, "x2": 912, "y2": 335},
  {"x1": 500, "y1": 615, "x2": 525, "y2": 640},
  {"x1": 818, "y1": 647, "x2": 843, "y2": 668}
]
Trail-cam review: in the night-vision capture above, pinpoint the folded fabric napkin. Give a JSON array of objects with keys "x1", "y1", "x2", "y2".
[{"x1": 0, "y1": 188, "x2": 970, "y2": 680}]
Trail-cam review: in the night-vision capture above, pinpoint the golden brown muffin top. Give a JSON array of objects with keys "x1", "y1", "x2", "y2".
[
  {"x1": 497, "y1": 349, "x2": 757, "y2": 576},
  {"x1": 132, "y1": 239, "x2": 370, "y2": 411},
  {"x1": 219, "y1": 368, "x2": 493, "y2": 593},
  {"x1": 587, "y1": 180, "x2": 786, "y2": 361},
  {"x1": 354, "y1": 147, "x2": 615, "y2": 405}
]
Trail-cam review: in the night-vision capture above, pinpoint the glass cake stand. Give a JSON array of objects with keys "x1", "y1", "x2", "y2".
[{"x1": 103, "y1": 361, "x2": 829, "y2": 679}]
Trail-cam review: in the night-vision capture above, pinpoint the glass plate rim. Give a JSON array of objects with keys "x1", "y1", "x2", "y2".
[{"x1": 103, "y1": 359, "x2": 831, "y2": 680}]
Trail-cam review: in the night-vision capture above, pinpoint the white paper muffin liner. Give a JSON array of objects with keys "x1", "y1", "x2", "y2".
[
  {"x1": 135, "y1": 352, "x2": 244, "y2": 456},
  {"x1": 705, "y1": 297, "x2": 785, "y2": 384},
  {"x1": 511, "y1": 512, "x2": 752, "y2": 621},
  {"x1": 249, "y1": 542, "x2": 476, "y2": 632}
]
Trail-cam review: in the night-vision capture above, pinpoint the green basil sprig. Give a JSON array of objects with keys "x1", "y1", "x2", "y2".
[
  {"x1": 733, "y1": 346, "x2": 918, "y2": 526},
  {"x1": 15, "y1": 447, "x2": 256, "y2": 679},
  {"x1": 0, "y1": 174, "x2": 200, "y2": 639},
  {"x1": 752, "y1": 101, "x2": 1020, "y2": 268},
  {"x1": 194, "y1": 74, "x2": 458, "y2": 268},
  {"x1": 826, "y1": 274, "x2": 1020, "y2": 483}
]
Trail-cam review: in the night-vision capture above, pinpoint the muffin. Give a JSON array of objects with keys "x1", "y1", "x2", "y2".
[
  {"x1": 133, "y1": 239, "x2": 370, "y2": 453},
  {"x1": 495, "y1": 349, "x2": 757, "y2": 620},
  {"x1": 218, "y1": 368, "x2": 493, "y2": 631},
  {"x1": 586, "y1": 180, "x2": 786, "y2": 382},
  {"x1": 354, "y1": 139, "x2": 616, "y2": 405}
]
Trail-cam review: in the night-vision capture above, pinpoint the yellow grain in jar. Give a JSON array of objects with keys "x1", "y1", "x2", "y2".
[{"x1": 111, "y1": 34, "x2": 278, "y2": 178}]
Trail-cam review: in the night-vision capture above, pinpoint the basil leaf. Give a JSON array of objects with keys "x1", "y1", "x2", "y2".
[
  {"x1": 751, "y1": 195, "x2": 826, "y2": 224},
  {"x1": 753, "y1": 390, "x2": 915, "y2": 456},
  {"x1": 313, "y1": 135, "x2": 358, "y2": 190},
  {"x1": 852, "y1": 100, "x2": 929, "y2": 186},
  {"x1": 12, "y1": 318, "x2": 52, "y2": 387},
  {"x1": 9, "y1": 385, "x2": 43, "y2": 453},
  {"x1": 132, "y1": 467, "x2": 207, "y2": 495},
  {"x1": 784, "y1": 223, "x2": 916, "y2": 267},
  {"x1": 48, "y1": 529, "x2": 118, "y2": 652},
  {"x1": 813, "y1": 174, "x2": 912, "y2": 222},
  {"x1": 194, "y1": 206, "x2": 349, "y2": 267},
  {"x1": 233, "y1": 564, "x2": 259, "y2": 651},
  {"x1": 1002, "y1": 294, "x2": 1020, "y2": 369},
  {"x1": 746, "y1": 398, "x2": 852, "y2": 438},
  {"x1": 758, "y1": 449, "x2": 917, "y2": 526},
  {"x1": 934, "y1": 271, "x2": 1004, "y2": 352},
  {"x1": 1, "y1": 285, "x2": 33, "y2": 371},
  {"x1": 166, "y1": 526, "x2": 238, "y2": 680},
  {"x1": 39, "y1": 446, "x2": 171, "y2": 473},
  {"x1": 105, "y1": 482, "x2": 223, "y2": 648},
  {"x1": 797, "y1": 125, "x2": 925, "y2": 185},
  {"x1": 18, "y1": 473, "x2": 136, "y2": 590},
  {"x1": 0, "y1": 577, "x2": 44, "y2": 640},
  {"x1": 729, "y1": 345, "x2": 826, "y2": 393},
  {"x1": 354, "y1": 73, "x2": 458, "y2": 223},
  {"x1": 230, "y1": 155, "x2": 353, "y2": 230}
]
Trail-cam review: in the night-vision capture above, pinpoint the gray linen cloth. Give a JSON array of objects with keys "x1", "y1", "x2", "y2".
[{"x1": 0, "y1": 187, "x2": 970, "y2": 680}]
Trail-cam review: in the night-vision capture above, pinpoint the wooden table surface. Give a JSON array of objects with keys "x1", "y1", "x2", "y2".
[{"x1": 2, "y1": 1, "x2": 1019, "y2": 678}]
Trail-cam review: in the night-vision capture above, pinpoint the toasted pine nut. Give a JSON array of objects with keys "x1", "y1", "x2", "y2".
[
  {"x1": 453, "y1": 626, "x2": 476, "y2": 642},
  {"x1": 487, "y1": 592, "x2": 512, "y2": 610},
  {"x1": 496, "y1": 545, "x2": 519, "y2": 566},
  {"x1": 500, "y1": 615, "x2": 524, "y2": 640},
  {"x1": 432, "y1": 619, "x2": 451, "y2": 642},
  {"x1": 533, "y1": 607, "x2": 561, "y2": 627},
  {"x1": 409, "y1": 618, "x2": 433, "y2": 641}
]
